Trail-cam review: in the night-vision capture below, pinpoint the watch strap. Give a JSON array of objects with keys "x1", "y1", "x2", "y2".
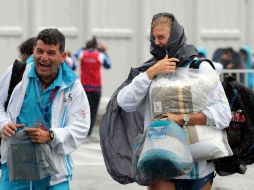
[{"x1": 49, "y1": 129, "x2": 55, "y2": 141}]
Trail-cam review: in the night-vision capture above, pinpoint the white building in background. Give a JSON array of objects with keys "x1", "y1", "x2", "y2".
[{"x1": 0, "y1": 0, "x2": 254, "y2": 114}]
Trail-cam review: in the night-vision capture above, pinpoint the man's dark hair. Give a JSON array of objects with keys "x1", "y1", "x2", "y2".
[
  {"x1": 19, "y1": 37, "x2": 36, "y2": 56},
  {"x1": 36, "y1": 28, "x2": 65, "y2": 52}
]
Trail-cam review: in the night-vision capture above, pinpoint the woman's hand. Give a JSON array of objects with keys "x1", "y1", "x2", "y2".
[
  {"x1": 160, "y1": 112, "x2": 183, "y2": 126},
  {"x1": 160, "y1": 112, "x2": 207, "y2": 127},
  {"x1": 146, "y1": 54, "x2": 179, "y2": 79}
]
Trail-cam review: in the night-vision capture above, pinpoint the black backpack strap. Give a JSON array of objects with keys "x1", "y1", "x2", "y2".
[
  {"x1": 4, "y1": 59, "x2": 26, "y2": 111},
  {"x1": 189, "y1": 58, "x2": 216, "y2": 70}
]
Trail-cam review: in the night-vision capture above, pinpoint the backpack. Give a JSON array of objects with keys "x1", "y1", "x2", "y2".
[
  {"x1": 214, "y1": 76, "x2": 254, "y2": 175},
  {"x1": 187, "y1": 59, "x2": 254, "y2": 176},
  {"x1": 99, "y1": 60, "x2": 156, "y2": 184},
  {"x1": 4, "y1": 59, "x2": 26, "y2": 111}
]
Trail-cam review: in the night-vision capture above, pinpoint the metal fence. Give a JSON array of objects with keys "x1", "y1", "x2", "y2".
[{"x1": 220, "y1": 69, "x2": 254, "y2": 90}]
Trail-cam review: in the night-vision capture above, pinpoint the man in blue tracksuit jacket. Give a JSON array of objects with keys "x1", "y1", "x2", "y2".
[{"x1": 0, "y1": 28, "x2": 90, "y2": 190}]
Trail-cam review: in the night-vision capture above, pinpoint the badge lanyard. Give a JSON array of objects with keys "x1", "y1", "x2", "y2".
[{"x1": 35, "y1": 81, "x2": 59, "y2": 128}]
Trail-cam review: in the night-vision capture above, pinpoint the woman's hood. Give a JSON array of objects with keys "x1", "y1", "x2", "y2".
[{"x1": 150, "y1": 12, "x2": 198, "y2": 65}]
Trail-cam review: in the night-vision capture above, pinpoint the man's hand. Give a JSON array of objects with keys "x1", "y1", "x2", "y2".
[
  {"x1": 24, "y1": 127, "x2": 51, "y2": 144},
  {"x1": 146, "y1": 54, "x2": 179, "y2": 79},
  {"x1": 1, "y1": 123, "x2": 24, "y2": 140}
]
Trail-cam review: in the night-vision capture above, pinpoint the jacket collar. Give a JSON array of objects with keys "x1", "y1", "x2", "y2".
[{"x1": 27, "y1": 61, "x2": 78, "y2": 90}]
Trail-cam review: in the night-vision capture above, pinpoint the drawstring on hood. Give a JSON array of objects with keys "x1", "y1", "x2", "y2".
[{"x1": 150, "y1": 12, "x2": 198, "y2": 66}]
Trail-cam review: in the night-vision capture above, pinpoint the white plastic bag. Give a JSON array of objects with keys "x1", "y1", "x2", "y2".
[
  {"x1": 150, "y1": 67, "x2": 219, "y2": 118},
  {"x1": 149, "y1": 67, "x2": 232, "y2": 160},
  {"x1": 185, "y1": 125, "x2": 233, "y2": 160}
]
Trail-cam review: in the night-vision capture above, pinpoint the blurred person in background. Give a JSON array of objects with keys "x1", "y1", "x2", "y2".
[
  {"x1": 74, "y1": 36, "x2": 111, "y2": 137},
  {"x1": 212, "y1": 47, "x2": 242, "y2": 70},
  {"x1": 240, "y1": 46, "x2": 253, "y2": 89},
  {"x1": 212, "y1": 47, "x2": 242, "y2": 81},
  {"x1": 19, "y1": 37, "x2": 36, "y2": 64},
  {"x1": 219, "y1": 48, "x2": 234, "y2": 69},
  {"x1": 65, "y1": 50, "x2": 76, "y2": 71},
  {"x1": 197, "y1": 47, "x2": 208, "y2": 59},
  {"x1": 197, "y1": 47, "x2": 223, "y2": 74}
]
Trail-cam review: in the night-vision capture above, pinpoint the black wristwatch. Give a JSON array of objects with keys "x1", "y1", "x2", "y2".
[{"x1": 49, "y1": 129, "x2": 55, "y2": 141}]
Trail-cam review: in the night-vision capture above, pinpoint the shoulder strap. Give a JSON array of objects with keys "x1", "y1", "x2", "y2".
[
  {"x1": 189, "y1": 58, "x2": 216, "y2": 70},
  {"x1": 4, "y1": 59, "x2": 26, "y2": 111}
]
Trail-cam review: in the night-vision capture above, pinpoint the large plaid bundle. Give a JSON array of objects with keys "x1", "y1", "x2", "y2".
[{"x1": 149, "y1": 68, "x2": 232, "y2": 160}]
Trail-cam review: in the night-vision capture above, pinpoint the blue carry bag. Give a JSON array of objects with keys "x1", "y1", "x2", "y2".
[{"x1": 132, "y1": 120, "x2": 193, "y2": 185}]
